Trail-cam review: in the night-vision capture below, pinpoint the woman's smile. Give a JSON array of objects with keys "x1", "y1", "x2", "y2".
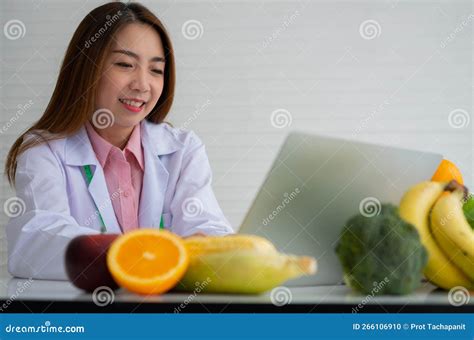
[{"x1": 118, "y1": 97, "x2": 147, "y2": 113}]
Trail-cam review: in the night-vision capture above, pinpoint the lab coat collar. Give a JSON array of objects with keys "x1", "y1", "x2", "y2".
[
  {"x1": 64, "y1": 125, "x2": 100, "y2": 167},
  {"x1": 140, "y1": 120, "x2": 185, "y2": 156},
  {"x1": 63, "y1": 119, "x2": 184, "y2": 232},
  {"x1": 84, "y1": 121, "x2": 144, "y2": 170},
  {"x1": 64, "y1": 120, "x2": 184, "y2": 166}
]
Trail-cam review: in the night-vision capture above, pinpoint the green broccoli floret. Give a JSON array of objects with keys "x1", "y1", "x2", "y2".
[{"x1": 335, "y1": 204, "x2": 427, "y2": 295}]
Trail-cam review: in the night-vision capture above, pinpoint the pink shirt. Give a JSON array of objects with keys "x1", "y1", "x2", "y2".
[{"x1": 85, "y1": 121, "x2": 144, "y2": 233}]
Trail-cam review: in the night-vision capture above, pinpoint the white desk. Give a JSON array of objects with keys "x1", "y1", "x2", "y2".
[{"x1": 1, "y1": 275, "x2": 472, "y2": 313}]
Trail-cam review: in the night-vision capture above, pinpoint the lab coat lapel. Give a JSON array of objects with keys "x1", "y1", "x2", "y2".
[
  {"x1": 138, "y1": 121, "x2": 184, "y2": 228},
  {"x1": 87, "y1": 165, "x2": 121, "y2": 233},
  {"x1": 65, "y1": 126, "x2": 121, "y2": 233},
  {"x1": 138, "y1": 148, "x2": 169, "y2": 228}
]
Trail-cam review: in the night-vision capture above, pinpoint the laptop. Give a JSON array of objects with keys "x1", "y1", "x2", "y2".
[{"x1": 238, "y1": 131, "x2": 443, "y2": 286}]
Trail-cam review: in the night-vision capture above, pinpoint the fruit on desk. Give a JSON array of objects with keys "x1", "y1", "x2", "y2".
[
  {"x1": 335, "y1": 204, "x2": 427, "y2": 295},
  {"x1": 175, "y1": 234, "x2": 316, "y2": 294},
  {"x1": 65, "y1": 234, "x2": 119, "y2": 292},
  {"x1": 431, "y1": 159, "x2": 464, "y2": 184},
  {"x1": 106, "y1": 229, "x2": 189, "y2": 295},
  {"x1": 399, "y1": 181, "x2": 474, "y2": 290},
  {"x1": 430, "y1": 184, "x2": 474, "y2": 282}
]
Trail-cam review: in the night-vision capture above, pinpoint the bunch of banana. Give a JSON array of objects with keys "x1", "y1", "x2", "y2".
[
  {"x1": 430, "y1": 185, "x2": 474, "y2": 282},
  {"x1": 399, "y1": 180, "x2": 474, "y2": 290},
  {"x1": 175, "y1": 234, "x2": 317, "y2": 294}
]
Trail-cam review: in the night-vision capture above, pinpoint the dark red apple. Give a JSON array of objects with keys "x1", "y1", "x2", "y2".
[{"x1": 65, "y1": 234, "x2": 120, "y2": 292}]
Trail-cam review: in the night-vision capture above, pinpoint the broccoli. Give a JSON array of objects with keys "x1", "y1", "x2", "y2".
[{"x1": 335, "y1": 204, "x2": 427, "y2": 295}]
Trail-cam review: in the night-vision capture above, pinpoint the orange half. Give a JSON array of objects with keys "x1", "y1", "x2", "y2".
[{"x1": 106, "y1": 229, "x2": 189, "y2": 295}]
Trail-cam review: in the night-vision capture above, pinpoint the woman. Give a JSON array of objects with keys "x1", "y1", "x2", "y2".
[{"x1": 4, "y1": 2, "x2": 233, "y2": 280}]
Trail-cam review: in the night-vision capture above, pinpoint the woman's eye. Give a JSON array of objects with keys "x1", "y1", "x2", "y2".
[
  {"x1": 115, "y1": 62, "x2": 132, "y2": 68},
  {"x1": 152, "y1": 69, "x2": 163, "y2": 75}
]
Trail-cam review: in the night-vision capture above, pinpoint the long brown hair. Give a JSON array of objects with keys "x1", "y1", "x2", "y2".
[{"x1": 5, "y1": 1, "x2": 176, "y2": 185}]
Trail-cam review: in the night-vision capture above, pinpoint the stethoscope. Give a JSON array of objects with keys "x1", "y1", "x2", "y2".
[{"x1": 83, "y1": 165, "x2": 164, "y2": 233}]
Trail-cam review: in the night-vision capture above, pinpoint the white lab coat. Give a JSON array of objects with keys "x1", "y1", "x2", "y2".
[{"x1": 6, "y1": 120, "x2": 234, "y2": 280}]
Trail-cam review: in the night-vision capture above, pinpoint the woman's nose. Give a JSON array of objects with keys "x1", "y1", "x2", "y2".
[{"x1": 129, "y1": 71, "x2": 150, "y2": 92}]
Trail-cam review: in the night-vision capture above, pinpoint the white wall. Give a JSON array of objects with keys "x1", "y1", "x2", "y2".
[{"x1": 0, "y1": 0, "x2": 472, "y2": 274}]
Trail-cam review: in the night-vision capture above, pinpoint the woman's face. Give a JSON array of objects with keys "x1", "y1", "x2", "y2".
[{"x1": 94, "y1": 23, "x2": 165, "y2": 133}]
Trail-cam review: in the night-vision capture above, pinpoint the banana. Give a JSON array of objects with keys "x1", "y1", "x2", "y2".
[
  {"x1": 430, "y1": 188, "x2": 474, "y2": 282},
  {"x1": 175, "y1": 250, "x2": 316, "y2": 294},
  {"x1": 399, "y1": 181, "x2": 474, "y2": 290}
]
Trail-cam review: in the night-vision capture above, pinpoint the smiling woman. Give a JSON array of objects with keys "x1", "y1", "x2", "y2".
[
  {"x1": 4, "y1": 2, "x2": 233, "y2": 280},
  {"x1": 5, "y1": 2, "x2": 176, "y2": 180}
]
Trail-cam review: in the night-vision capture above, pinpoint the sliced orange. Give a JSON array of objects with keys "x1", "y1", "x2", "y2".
[
  {"x1": 106, "y1": 229, "x2": 189, "y2": 295},
  {"x1": 431, "y1": 159, "x2": 464, "y2": 185}
]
